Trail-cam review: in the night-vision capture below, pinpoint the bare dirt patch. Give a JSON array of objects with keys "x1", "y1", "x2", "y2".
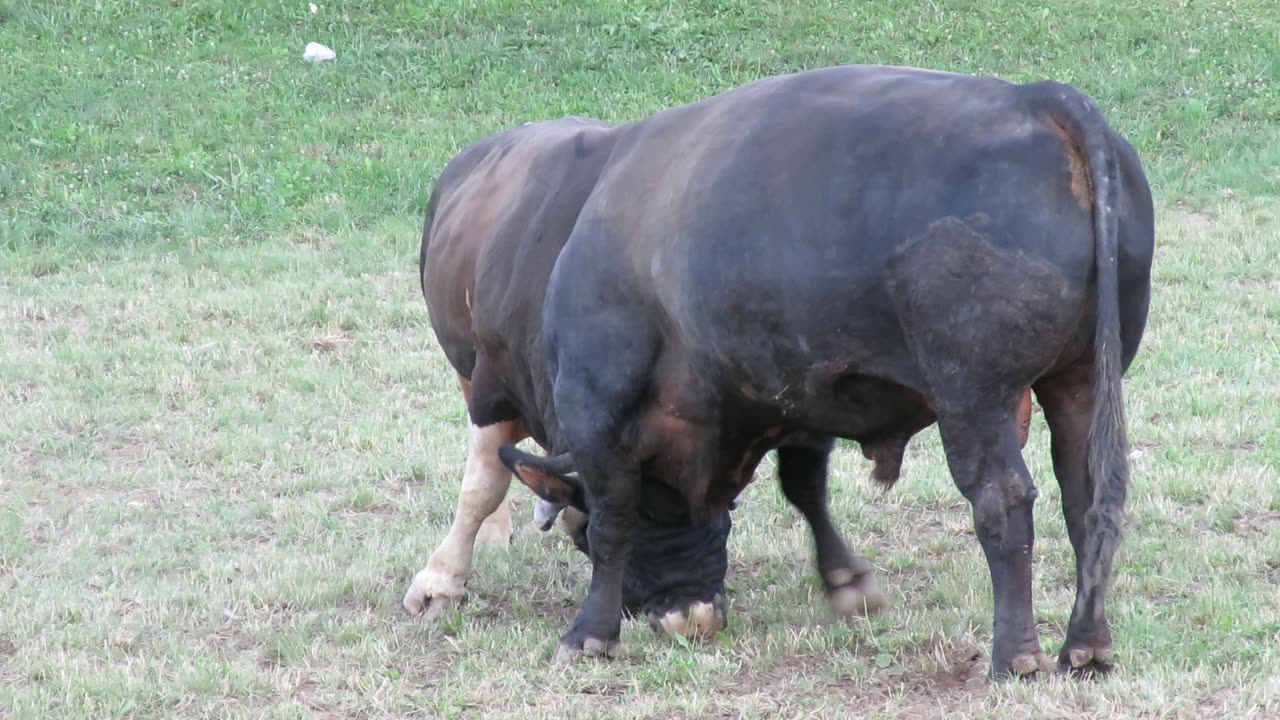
[
  {"x1": 1232, "y1": 511, "x2": 1280, "y2": 535},
  {"x1": 1167, "y1": 206, "x2": 1216, "y2": 237},
  {"x1": 310, "y1": 330, "x2": 354, "y2": 352},
  {"x1": 724, "y1": 642, "x2": 990, "y2": 718}
]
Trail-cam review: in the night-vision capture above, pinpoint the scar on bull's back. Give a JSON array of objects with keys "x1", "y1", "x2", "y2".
[{"x1": 1048, "y1": 117, "x2": 1093, "y2": 211}]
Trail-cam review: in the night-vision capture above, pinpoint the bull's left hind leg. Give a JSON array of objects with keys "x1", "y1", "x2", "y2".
[
  {"x1": 778, "y1": 442, "x2": 886, "y2": 618},
  {"x1": 885, "y1": 216, "x2": 1087, "y2": 679},
  {"x1": 1035, "y1": 366, "x2": 1117, "y2": 676}
]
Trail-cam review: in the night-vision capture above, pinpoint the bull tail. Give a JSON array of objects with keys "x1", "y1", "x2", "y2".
[
  {"x1": 1029, "y1": 82, "x2": 1130, "y2": 597},
  {"x1": 419, "y1": 180, "x2": 445, "y2": 300}
]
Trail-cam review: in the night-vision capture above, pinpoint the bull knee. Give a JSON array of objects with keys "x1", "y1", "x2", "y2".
[
  {"x1": 452, "y1": 441, "x2": 516, "y2": 536},
  {"x1": 1004, "y1": 475, "x2": 1039, "y2": 507},
  {"x1": 972, "y1": 475, "x2": 1037, "y2": 547},
  {"x1": 585, "y1": 519, "x2": 633, "y2": 564},
  {"x1": 464, "y1": 452, "x2": 510, "y2": 492},
  {"x1": 459, "y1": 468, "x2": 506, "y2": 498}
]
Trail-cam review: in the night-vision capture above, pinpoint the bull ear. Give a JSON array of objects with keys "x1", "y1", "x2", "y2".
[{"x1": 498, "y1": 446, "x2": 586, "y2": 511}]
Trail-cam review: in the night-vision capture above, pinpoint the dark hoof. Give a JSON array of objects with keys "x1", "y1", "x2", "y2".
[
  {"x1": 985, "y1": 650, "x2": 1053, "y2": 681},
  {"x1": 1008, "y1": 651, "x2": 1054, "y2": 678},
  {"x1": 648, "y1": 594, "x2": 728, "y2": 638},
  {"x1": 552, "y1": 636, "x2": 623, "y2": 665},
  {"x1": 826, "y1": 568, "x2": 887, "y2": 618},
  {"x1": 1057, "y1": 644, "x2": 1115, "y2": 677}
]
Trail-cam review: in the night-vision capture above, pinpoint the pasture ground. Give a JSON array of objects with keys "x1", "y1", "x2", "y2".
[{"x1": 2, "y1": 1, "x2": 1278, "y2": 718}]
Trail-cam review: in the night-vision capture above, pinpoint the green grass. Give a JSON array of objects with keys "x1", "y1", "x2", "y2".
[{"x1": 2, "y1": 1, "x2": 1278, "y2": 717}]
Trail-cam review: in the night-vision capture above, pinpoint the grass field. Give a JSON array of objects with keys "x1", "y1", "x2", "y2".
[{"x1": 2, "y1": 0, "x2": 1279, "y2": 717}]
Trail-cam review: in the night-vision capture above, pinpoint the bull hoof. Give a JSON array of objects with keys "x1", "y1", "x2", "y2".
[
  {"x1": 651, "y1": 595, "x2": 728, "y2": 639},
  {"x1": 552, "y1": 642, "x2": 582, "y2": 665},
  {"x1": 1057, "y1": 644, "x2": 1115, "y2": 677},
  {"x1": 584, "y1": 637, "x2": 623, "y2": 658},
  {"x1": 553, "y1": 636, "x2": 622, "y2": 665},
  {"x1": 1007, "y1": 651, "x2": 1054, "y2": 678},
  {"x1": 826, "y1": 569, "x2": 887, "y2": 618},
  {"x1": 402, "y1": 566, "x2": 466, "y2": 620}
]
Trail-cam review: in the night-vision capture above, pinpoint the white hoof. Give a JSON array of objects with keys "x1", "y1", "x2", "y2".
[
  {"x1": 656, "y1": 600, "x2": 726, "y2": 638},
  {"x1": 828, "y1": 575, "x2": 887, "y2": 619},
  {"x1": 402, "y1": 565, "x2": 466, "y2": 620}
]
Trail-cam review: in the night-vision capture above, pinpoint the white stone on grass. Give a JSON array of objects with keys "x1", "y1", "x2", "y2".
[{"x1": 303, "y1": 42, "x2": 336, "y2": 63}]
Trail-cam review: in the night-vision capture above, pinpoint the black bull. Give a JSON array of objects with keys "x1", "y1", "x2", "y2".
[
  {"x1": 414, "y1": 112, "x2": 1037, "y2": 637},
  {"x1": 446, "y1": 65, "x2": 1152, "y2": 679}
]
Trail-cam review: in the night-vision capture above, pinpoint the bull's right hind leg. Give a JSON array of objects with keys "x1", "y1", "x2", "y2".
[
  {"x1": 403, "y1": 376, "x2": 525, "y2": 620},
  {"x1": 1034, "y1": 365, "x2": 1118, "y2": 676}
]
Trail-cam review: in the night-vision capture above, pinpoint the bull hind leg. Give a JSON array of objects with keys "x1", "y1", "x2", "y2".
[
  {"x1": 777, "y1": 443, "x2": 886, "y2": 618},
  {"x1": 1034, "y1": 365, "x2": 1117, "y2": 675},
  {"x1": 475, "y1": 493, "x2": 514, "y2": 546},
  {"x1": 886, "y1": 217, "x2": 1085, "y2": 678},
  {"x1": 936, "y1": 402, "x2": 1052, "y2": 678},
  {"x1": 455, "y1": 371, "x2": 519, "y2": 547},
  {"x1": 403, "y1": 375, "x2": 525, "y2": 621}
]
